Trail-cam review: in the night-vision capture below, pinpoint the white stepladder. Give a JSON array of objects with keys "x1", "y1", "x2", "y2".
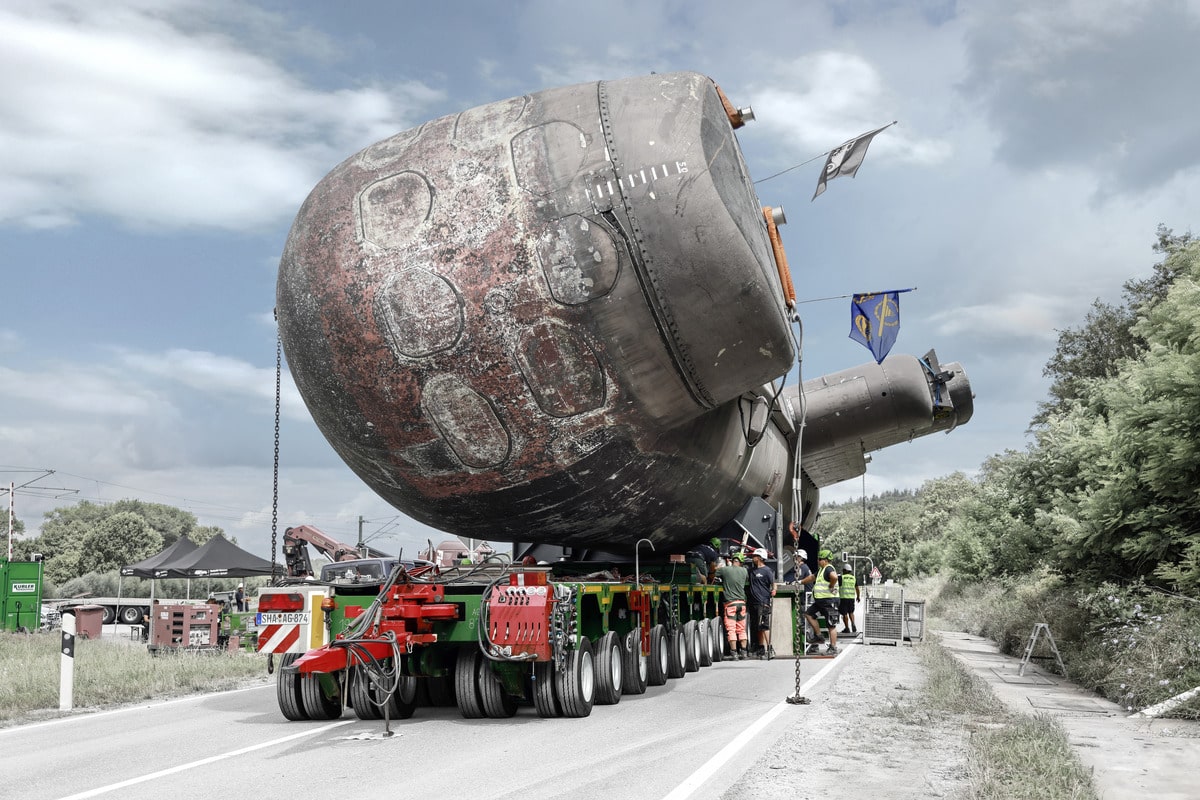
[{"x1": 1019, "y1": 622, "x2": 1067, "y2": 678}]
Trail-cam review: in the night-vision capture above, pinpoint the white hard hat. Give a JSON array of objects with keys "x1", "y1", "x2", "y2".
[
  {"x1": 797, "y1": 549, "x2": 808, "y2": 560},
  {"x1": 753, "y1": 548, "x2": 768, "y2": 559}
]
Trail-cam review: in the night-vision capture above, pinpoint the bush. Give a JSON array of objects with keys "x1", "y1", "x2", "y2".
[
  {"x1": 928, "y1": 572, "x2": 1200, "y2": 719},
  {"x1": 1071, "y1": 581, "x2": 1200, "y2": 717}
]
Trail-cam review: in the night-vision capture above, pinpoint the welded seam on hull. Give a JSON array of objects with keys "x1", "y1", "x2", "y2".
[{"x1": 596, "y1": 79, "x2": 714, "y2": 410}]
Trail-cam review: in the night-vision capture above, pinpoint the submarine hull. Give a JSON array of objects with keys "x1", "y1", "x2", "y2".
[{"x1": 278, "y1": 71, "x2": 798, "y2": 551}]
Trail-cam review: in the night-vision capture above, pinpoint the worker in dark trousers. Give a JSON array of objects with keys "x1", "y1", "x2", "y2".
[
  {"x1": 746, "y1": 548, "x2": 776, "y2": 659},
  {"x1": 686, "y1": 538, "x2": 721, "y2": 584},
  {"x1": 839, "y1": 565, "x2": 860, "y2": 634},
  {"x1": 805, "y1": 550, "x2": 840, "y2": 655}
]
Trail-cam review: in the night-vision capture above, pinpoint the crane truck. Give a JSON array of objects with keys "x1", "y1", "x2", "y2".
[{"x1": 257, "y1": 70, "x2": 975, "y2": 721}]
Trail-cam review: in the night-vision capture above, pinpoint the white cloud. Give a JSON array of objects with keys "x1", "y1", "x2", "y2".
[
  {"x1": 0, "y1": 329, "x2": 20, "y2": 353},
  {"x1": 960, "y1": 0, "x2": 1200, "y2": 193},
  {"x1": 114, "y1": 347, "x2": 308, "y2": 419},
  {"x1": 0, "y1": 0, "x2": 443, "y2": 231},
  {"x1": 748, "y1": 52, "x2": 953, "y2": 174},
  {"x1": 930, "y1": 292, "x2": 1070, "y2": 344},
  {"x1": 0, "y1": 363, "x2": 165, "y2": 416}
]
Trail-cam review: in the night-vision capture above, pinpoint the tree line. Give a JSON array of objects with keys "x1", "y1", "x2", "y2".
[
  {"x1": 11, "y1": 499, "x2": 225, "y2": 585},
  {"x1": 819, "y1": 226, "x2": 1200, "y2": 595}
]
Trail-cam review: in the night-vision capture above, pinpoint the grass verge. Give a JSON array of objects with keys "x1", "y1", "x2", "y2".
[
  {"x1": 893, "y1": 635, "x2": 1099, "y2": 800},
  {"x1": 0, "y1": 630, "x2": 268, "y2": 726}
]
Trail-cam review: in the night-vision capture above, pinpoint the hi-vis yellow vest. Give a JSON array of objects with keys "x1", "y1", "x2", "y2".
[
  {"x1": 839, "y1": 573, "x2": 857, "y2": 599},
  {"x1": 814, "y1": 565, "x2": 837, "y2": 600}
]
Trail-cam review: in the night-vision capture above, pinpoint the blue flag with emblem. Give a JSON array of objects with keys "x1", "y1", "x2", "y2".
[{"x1": 850, "y1": 289, "x2": 914, "y2": 363}]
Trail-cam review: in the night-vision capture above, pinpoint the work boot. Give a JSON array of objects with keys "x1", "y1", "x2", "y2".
[
  {"x1": 827, "y1": 645, "x2": 839, "y2": 655},
  {"x1": 735, "y1": 647, "x2": 746, "y2": 660},
  {"x1": 767, "y1": 646, "x2": 776, "y2": 659}
]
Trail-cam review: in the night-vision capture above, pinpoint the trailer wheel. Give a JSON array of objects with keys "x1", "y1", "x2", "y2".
[
  {"x1": 119, "y1": 606, "x2": 143, "y2": 625},
  {"x1": 454, "y1": 647, "x2": 486, "y2": 719},
  {"x1": 276, "y1": 653, "x2": 309, "y2": 721},
  {"x1": 646, "y1": 625, "x2": 668, "y2": 686},
  {"x1": 666, "y1": 628, "x2": 686, "y2": 679},
  {"x1": 351, "y1": 668, "x2": 419, "y2": 721},
  {"x1": 698, "y1": 619, "x2": 713, "y2": 667},
  {"x1": 100, "y1": 606, "x2": 116, "y2": 625},
  {"x1": 594, "y1": 631, "x2": 624, "y2": 705},
  {"x1": 392, "y1": 675, "x2": 419, "y2": 719},
  {"x1": 709, "y1": 617, "x2": 724, "y2": 663},
  {"x1": 349, "y1": 668, "x2": 382, "y2": 720},
  {"x1": 300, "y1": 671, "x2": 343, "y2": 720},
  {"x1": 532, "y1": 660, "x2": 561, "y2": 717},
  {"x1": 621, "y1": 629, "x2": 648, "y2": 696},
  {"x1": 683, "y1": 621, "x2": 701, "y2": 673},
  {"x1": 555, "y1": 637, "x2": 595, "y2": 718},
  {"x1": 478, "y1": 663, "x2": 518, "y2": 718}
]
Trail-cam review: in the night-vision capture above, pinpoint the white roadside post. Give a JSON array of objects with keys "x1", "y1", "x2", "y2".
[{"x1": 60, "y1": 611, "x2": 76, "y2": 711}]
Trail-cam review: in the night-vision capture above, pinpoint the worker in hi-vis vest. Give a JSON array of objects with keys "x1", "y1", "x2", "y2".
[
  {"x1": 804, "y1": 550, "x2": 841, "y2": 655},
  {"x1": 839, "y1": 565, "x2": 861, "y2": 634}
]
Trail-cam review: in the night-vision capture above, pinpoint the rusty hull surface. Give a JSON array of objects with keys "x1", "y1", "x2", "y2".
[{"x1": 278, "y1": 71, "x2": 798, "y2": 552}]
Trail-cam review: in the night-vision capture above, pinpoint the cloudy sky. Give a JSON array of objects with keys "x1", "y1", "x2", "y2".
[{"x1": 3, "y1": 0, "x2": 1197, "y2": 559}]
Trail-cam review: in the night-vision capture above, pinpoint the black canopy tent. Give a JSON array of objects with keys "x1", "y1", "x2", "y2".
[
  {"x1": 120, "y1": 536, "x2": 198, "y2": 578},
  {"x1": 115, "y1": 537, "x2": 201, "y2": 631},
  {"x1": 153, "y1": 533, "x2": 281, "y2": 579}
]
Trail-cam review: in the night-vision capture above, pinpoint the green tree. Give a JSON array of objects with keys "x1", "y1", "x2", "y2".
[
  {"x1": 1019, "y1": 236, "x2": 1200, "y2": 591},
  {"x1": 29, "y1": 499, "x2": 225, "y2": 583},
  {"x1": 79, "y1": 511, "x2": 162, "y2": 574},
  {"x1": 1034, "y1": 226, "x2": 1193, "y2": 426}
]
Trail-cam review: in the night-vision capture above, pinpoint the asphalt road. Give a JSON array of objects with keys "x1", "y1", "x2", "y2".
[{"x1": 5, "y1": 649, "x2": 851, "y2": 800}]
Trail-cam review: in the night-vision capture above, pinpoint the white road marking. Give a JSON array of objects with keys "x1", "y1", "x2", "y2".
[
  {"x1": 53, "y1": 719, "x2": 354, "y2": 799},
  {"x1": 0, "y1": 682, "x2": 272, "y2": 736},
  {"x1": 660, "y1": 645, "x2": 859, "y2": 800}
]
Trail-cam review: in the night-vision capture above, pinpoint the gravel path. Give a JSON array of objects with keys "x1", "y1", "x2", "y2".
[{"x1": 723, "y1": 642, "x2": 972, "y2": 799}]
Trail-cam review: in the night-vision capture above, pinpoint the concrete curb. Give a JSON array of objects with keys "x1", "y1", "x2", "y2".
[{"x1": 935, "y1": 629, "x2": 1200, "y2": 800}]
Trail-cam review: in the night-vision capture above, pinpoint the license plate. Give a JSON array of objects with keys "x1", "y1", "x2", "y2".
[{"x1": 257, "y1": 612, "x2": 310, "y2": 625}]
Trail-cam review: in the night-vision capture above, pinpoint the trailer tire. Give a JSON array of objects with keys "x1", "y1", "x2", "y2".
[
  {"x1": 666, "y1": 628, "x2": 686, "y2": 679},
  {"x1": 683, "y1": 620, "x2": 701, "y2": 673},
  {"x1": 698, "y1": 618, "x2": 713, "y2": 667},
  {"x1": 478, "y1": 663, "x2": 518, "y2": 718},
  {"x1": 621, "y1": 629, "x2": 648, "y2": 695},
  {"x1": 646, "y1": 625, "x2": 669, "y2": 686},
  {"x1": 276, "y1": 653, "x2": 309, "y2": 721},
  {"x1": 454, "y1": 647, "x2": 486, "y2": 719},
  {"x1": 392, "y1": 675, "x2": 419, "y2": 719},
  {"x1": 100, "y1": 605, "x2": 116, "y2": 625},
  {"x1": 351, "y1": 668, "x2": 418, "y2": 721},
  {"x1": 119, "y1": 606, "x2": 143, "y2": 625},
  {"x1": 300, "y1": 671, "x2": 343, "y2": 720},
  {"x1": 532, "y1": 660, "x2": 561, "y2": 717},
  {"x1": 709, "y1": 617, "x2": 724, "y2": 663},
  {"x1": 555, "y1": 637, "x2": 595, "y2": 718},
  {"x1": 594, "y1": 631, "x2": 624, "y2": 705}
]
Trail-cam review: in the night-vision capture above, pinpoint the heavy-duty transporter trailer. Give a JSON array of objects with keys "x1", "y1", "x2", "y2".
[{"x1": 258, "y1": 558, "x2": 725, "y2": 721}]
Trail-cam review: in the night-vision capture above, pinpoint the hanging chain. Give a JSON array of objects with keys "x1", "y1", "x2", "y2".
[
  {"x1": 270, "y1": 313, "x2": 281, "y2": 584},
  {"x1": 787, "y1": 586, "x2": 809, "y2": 704}
]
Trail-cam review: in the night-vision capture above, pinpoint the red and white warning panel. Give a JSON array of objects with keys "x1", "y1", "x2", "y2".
[{"x1": 255, "y1": 587, "x2": 329, "y2": 654}]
